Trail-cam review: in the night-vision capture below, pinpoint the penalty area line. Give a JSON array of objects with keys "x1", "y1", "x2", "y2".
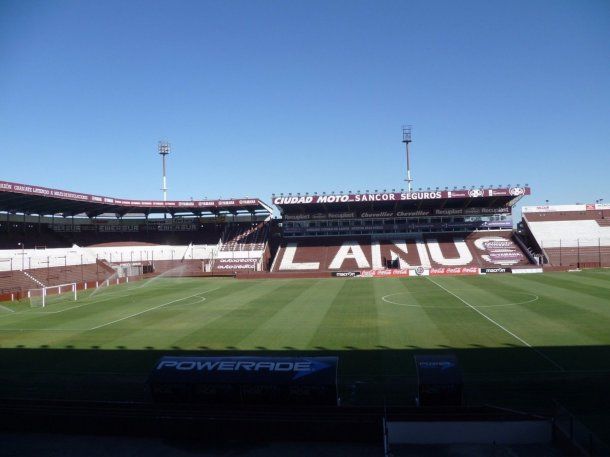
[
  {"x1": 88, "y1": 287, "x2": 221, "y2": 331},
  {"x1": 426, "y1": 277, "x2": 565, "y2": 372},
  {"x1": 0, "y1": 304, "x2": 15, "y2": 313}
]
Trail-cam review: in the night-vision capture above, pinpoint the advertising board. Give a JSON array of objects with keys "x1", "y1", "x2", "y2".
[{"x1": 149, "y1": 356, "x2": 339, "y2": 405}]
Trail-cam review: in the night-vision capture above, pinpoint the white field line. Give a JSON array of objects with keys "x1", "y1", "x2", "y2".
[
  {"x1": 88, "y1": 287, "x2": 221, "y2": 331},
  {"x1": 426, "y1": 277, "x2": 565, "y2": 372},
  {"x1": 0, "y1": 328, "x2": 90, "y2": 332},
  {"x1": 0, "y1": 279, "x2": 190, "y2": 318},
  {"x1": 0, "y1": 291, "x2": 212, "y2": 332},
  {"x1": 0, "y1": 283, "x2": 221, "y2": 331},
  {"x1": 30, "y1": 293, "x2": 129, "y2": 314},
  {"x1": 0, "y1": 304, "x2": 15, "y2": 313},
  {"x1": 0, "y1": 288, "x2": 141, "y2": 318},
  {"x1": 162, "y1": 296, "x2": 208, "y2": 309},
  {"x1": 382, "y1": 291, "x2": 539, "y2": 309}
]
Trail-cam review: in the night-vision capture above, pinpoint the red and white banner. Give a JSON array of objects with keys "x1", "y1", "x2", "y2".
[
  {"x1": 360, "y1": 269, "x2": 410, "y2": 278},
  {"x1": 359, "y1": 266, "x2": 480, "y2": 277},
  {"x1": 0, "y1": 180, "x2": 264, "y2": 210},
  {"x1": 273, "y1": 187, "x2": 529, "y2": 206},
  {"x1": 429, "y1": 267, "x2": 480, "y2": 276}
]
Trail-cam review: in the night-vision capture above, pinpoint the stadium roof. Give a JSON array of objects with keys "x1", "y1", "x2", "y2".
[
  {"x1": 272, "y1": 187, "x2": 530, "y2": 214},
  {"x1": 0, "y1": 180, "x2": 272, "y2": 218}
]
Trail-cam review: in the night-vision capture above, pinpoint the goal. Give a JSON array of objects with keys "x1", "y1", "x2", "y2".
[{"x1": 28, "y1": 283, "x2": 77, "y2": 308}]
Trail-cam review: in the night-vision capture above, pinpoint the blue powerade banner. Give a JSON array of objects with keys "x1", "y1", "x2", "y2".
[{"x1": 149, "y1": 356, "x2": 339, "y2": 405}]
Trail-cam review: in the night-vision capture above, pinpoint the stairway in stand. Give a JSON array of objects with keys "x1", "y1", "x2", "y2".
[{"x1": 22, "y1": 270, "x2": 46, "y2": 287}]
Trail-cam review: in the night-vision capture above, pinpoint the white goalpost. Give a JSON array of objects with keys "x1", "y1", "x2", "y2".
[{"x1": 28, "y1": 283, "x2": 78, "y2": 308}]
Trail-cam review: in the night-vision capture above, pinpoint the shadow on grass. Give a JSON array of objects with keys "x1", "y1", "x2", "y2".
[
  {"x1": 1, "y1": 344, "x2": 610, "y2": 376},
  {"x1": 0, "y1": 345, "x2": 609, "y2": 439}
]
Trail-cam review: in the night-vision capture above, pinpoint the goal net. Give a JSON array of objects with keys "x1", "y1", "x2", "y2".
[{"x1": 28, "y1": 283, "x2": 77, "y2": 308}]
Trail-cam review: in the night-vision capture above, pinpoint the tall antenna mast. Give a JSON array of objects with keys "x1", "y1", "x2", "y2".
[
  {"x1": 158, "y1": 140, "x2": 171, "y2": 201},
  {"x1": 402, "y1": 125, "x2": 413, "y2": 192}
]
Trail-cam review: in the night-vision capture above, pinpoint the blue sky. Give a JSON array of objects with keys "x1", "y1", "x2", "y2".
[{"x1": 1, "y1": 0, "x2": 608, "y2": 207}]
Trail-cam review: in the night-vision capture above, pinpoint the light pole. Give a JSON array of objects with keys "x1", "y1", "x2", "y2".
[
  {"x1": 17, "y1": 242, "x2": 25, "y2": 271},
  {"x1": 158, "y1": 141, "x2": 171, "y2": 202},
  {"x1": 402, "y1": 126, "x2": 413, "y2": 192}
]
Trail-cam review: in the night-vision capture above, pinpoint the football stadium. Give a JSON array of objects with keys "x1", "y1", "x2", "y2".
[
  {"x1": 2, "y1": 1, "x2": 609, "y2": 455},
  {"x1": 0, "y1": 175, "x2": 609, "y2": 455}
]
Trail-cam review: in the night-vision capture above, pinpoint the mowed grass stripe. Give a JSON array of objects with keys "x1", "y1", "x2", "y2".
[
  {"x1": 88, "y1": 280, "x2": 274, "y2": 349},
  {"x1": 0, "y1": 289, "x2": 138, "y2": 330},
  {"x1": 373, "y1": 277, "x2": 420, "y2": 349},
  {"x1": 426, "y1": 276, "x2": 566, "y2": 372},
  {"x1": 372, "y1": 278, "x2": 432, "y2": 377},
  {"x1": 405, "y1": 277, "x2": 523, "y2": 349},
  {"x1": 1, "y1": 279, "x2": 206, "y2": 331},
  {"x1": 0, "y1": 280, "x2": 233, "y2": 349},
  {"x1": 517, "y1": 271, "x2": 610, "y2": 302},
  {"x1": 422, "y1": 276, "x2": 527, "y2": 348},
  {"x1": 442, "y1": 276, "x2": 584, "y2": 358},
  {"x1": 168, "y1": 279, "x2": 310, "y2": 349},
  {"x1": 309, "y1": 278, "x2": 379, "y2": 350},
  {"x1": 448, "y1": 276, "x2": 592, "y2": 346},
  {"x1": 81, "y1": 279, "x2": 232, "y2": 329},
  {"x1": 483, "y1": 274, "x2": 610, "y2": 346},
  {"x1": 575, "y1": 269, "x2": 610, "y2": 282},
  {"x1": 47, "y1": 280, "x2": 244, "y2": 350},
  {"x1": 386, "y1": 277, "x2": 467, "y2": 349},
  {"x1": 0, "y1": 271, "x2": 608, "y2": 372},
  {"x1": 0, "y1": 287, "x2": 138, "y2": 347},
  {"x1": 0, "y1": 283, "x2": 143, "y2": 327},
  {"x1": 237, "y1": 279, "x2": 346, "y2": 350},
  {"x1": 549, "y1": 271, "x2": 610, "y2": 291},
  {"x1": 483, "y1": 272, "x2": 610, "y2": 370}
]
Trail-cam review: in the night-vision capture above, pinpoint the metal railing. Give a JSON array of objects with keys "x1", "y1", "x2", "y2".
[
  {"x1": 540, "y1": 238, "x2": 610, "y2": 267},
  {"x1": 554, "y1": 402, "x2": 610, "y2": 456}
]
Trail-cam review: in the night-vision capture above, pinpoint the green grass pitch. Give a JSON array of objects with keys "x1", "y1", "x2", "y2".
[
  {"x1": 2, "y1": 270, "x2": 609, "y2": 358},
  {"x1": 0, "y1": 270, "x2": 609, "y2": 438}
]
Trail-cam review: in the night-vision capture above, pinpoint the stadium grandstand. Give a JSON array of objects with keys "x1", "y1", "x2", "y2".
[
  {"x1": 0, "y1": 180, "x2": 273, "y2": 300},
  {"x1": 5, "y1": 179, "x2": 610, "y2": 295},
  {"x1": 270, "y1": 186, "x2": 535, "y2": 276},
  {"x1": 520, "y1": 203, "x2": 610, "y2": 269}
]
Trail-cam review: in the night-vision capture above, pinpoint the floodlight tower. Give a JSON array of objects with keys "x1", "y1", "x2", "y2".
[
  {"x1": 158, "y1": 140, "x2": 171, "y2": 201},
  {"x1": 402, "y1": 125, "x2": 413, "y2": 192}
]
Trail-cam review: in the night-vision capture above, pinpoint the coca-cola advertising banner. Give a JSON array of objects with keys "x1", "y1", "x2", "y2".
[
  {"x1": 360, "y1": 269, "x2": 411, "y2": 278},
  {"x1": 358, "y1": 267, "x2": 480, "y2": 278},
  {"x1": 0, "y1": 180, "x2": 264, "y2": 210},
  {"x1": 274, "y1": 187, "x2": 529, "y2": 206},
  {"x1": 428, "y1": 267, "x2": 480, "y2": 276},
  {"x1": 283, "y1": 207, "x2": 511, "y2": 220}
]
